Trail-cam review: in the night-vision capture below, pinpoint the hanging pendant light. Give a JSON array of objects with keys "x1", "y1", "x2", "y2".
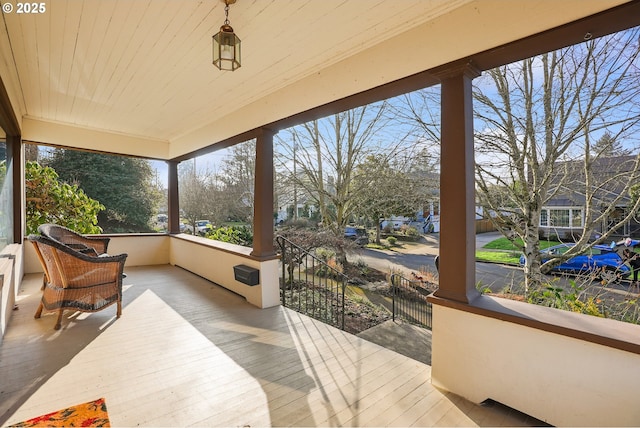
[{"x1": 213, "y1": 0, "x2": 241, "y2": 71}]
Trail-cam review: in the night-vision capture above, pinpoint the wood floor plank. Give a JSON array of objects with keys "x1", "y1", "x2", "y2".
[{"x1": 1, "y1": 265, "x2": 538, "y2": 427}]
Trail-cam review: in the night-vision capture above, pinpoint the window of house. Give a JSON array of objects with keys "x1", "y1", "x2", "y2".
[
  {"x1": 571, "y1": 209, "x2": 583, "y2": 228},
  {"x1": 541, "y1": 208, "x2": 584, "y2": 228},
  {"x1": 540, "y1": 210, "x2": 548, "y2": 227},
  {"x1": 550, "y1": 209, "x2": 570, "y2": 227}
]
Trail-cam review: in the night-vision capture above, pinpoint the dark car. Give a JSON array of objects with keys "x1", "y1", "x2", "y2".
[
  {"x1": 519, "y1": 242, "x2": 630, "y2": 282},
  {"x1": 344, "y1": 226, "x2": 368, "y2": 246}
]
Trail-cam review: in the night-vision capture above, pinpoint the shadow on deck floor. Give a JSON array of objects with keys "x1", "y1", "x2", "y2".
[{"x1": 357, "y1": 320, "x2": 432, "y2": 365}]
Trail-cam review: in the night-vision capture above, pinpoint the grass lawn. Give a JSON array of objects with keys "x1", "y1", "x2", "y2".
[
  {"x1": 482, "y1": 236, "x2": 559, "y2": 251},
  {"x1": 476, "y1": 236, "x2": 560, "y2": 265},
  {"x1": 475, "y1": 250, "x2": 521, "y2": 265}
]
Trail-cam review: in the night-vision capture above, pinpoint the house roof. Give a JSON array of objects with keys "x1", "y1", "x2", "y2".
[
  {"x1": 548, "y1": 154, "x2": 640, "y2": 207},
  {"x1": 0, "y1": 0, "x2": 633, "y2": 160}
]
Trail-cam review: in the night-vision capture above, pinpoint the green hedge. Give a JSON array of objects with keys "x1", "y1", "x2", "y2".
[{"x1": 380, "y1": 233, "x2": 421, "y2": 242}]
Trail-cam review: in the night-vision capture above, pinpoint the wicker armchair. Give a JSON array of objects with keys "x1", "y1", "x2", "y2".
[
  {"x1": 28, "y1": 234, "x2": 127, "y2": 330},
  {"x1": 38, "y1": 223, "x2": 110, "y2": 256}
]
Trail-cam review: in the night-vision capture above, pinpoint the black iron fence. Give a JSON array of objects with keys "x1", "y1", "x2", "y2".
[
  {"x1": 276, "y1": 235, "x2": 347, "y2": 330},
  {"x1": 389, "y1": 273, "x2": 433, "y2": 329}
]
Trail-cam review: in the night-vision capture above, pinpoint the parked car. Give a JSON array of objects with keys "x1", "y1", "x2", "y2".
[
  {"x1": 154, "y1": 214, "x2": 168, "y2": 231},
  {"x1": 344, "y1": 226, "x2": 368, "y2": 246},
  {"x1": 180, "y1": 223, "x2": 193, "y2": 234},
  {"x1": 195, "y1": 220, "x2": 213, "y2": 236},
  {"x1": 519, "y1": 243, "x2": 630, "y2": 282}
]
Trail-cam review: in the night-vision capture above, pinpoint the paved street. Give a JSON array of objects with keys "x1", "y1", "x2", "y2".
[
  {"x1": 348, "y1": 232, "x2": 524, "y2": 291},
  {"x1": 348, "y1": 231, "x2": 639, "y2": 303}
]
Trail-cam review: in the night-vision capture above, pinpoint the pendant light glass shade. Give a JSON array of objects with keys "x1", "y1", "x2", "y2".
[{"x1": 213, "y1": 1, "x2": 241, "y2": 71}]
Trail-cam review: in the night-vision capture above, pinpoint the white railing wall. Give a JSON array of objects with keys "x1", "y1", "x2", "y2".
[
  {"x1": 23, "y1": 234, "x2": 280, "y2": 310},
  {"x1": 0, "y1": 244, "x2": 21, "y2": 341},
  {"x1": 431, "y1": 299, "x2": 640, "y2": 426}
]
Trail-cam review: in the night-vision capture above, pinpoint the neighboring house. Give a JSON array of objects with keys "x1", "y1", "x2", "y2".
[
  {"x1": 540, "y1": 154, "x2": 640, "y2": 239},
  {"x1": 275, "y1": 191, "x2": 317, "y2": 224},
  {"x1": 274, "y1": 169, "x2": 317, "y2": 224},
  {"x1": 380, "y1": 203, "x2": 441, "y2": 233},
  {"x1": 275, "y1": 201, "x2": 317, "y2": 224},
  {"x1": 379, "y1": 170, "x2": 441, "y2": 232}
]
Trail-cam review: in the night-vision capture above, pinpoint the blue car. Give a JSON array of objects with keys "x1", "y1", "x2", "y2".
[{"x1": 519, "y1": 243, "x2": 630, "y2": 282}]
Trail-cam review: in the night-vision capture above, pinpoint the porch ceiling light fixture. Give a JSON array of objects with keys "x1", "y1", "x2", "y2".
[{"x1": 213, "y1": 0, "x2": 241, "y2": 71}]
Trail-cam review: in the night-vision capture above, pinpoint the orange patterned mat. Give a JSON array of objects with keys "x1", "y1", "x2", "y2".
[{"x1": 9, "y1": 398, "x2": 110, "y2": 427}]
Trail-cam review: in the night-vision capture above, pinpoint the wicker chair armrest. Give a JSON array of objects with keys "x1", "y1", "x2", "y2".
[
  {"x1": 66, "y1": 243, "x2": 99, "y2": 257},
  {"x1": 72, "y1": 235, "x2": 110, "y2": 254}
]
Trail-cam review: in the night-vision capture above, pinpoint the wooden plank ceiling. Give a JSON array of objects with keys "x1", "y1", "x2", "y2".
[{"x1": 0, "y1": 0, "x2": 630, "y2": 158}]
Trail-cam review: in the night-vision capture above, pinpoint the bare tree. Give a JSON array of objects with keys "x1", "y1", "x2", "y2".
[
  {"x1": 388, "y1": 87, "x2": 443, "y2": 226},
  {"x1": 474, "y1": 28, "x2": 640, "y2": 291},
  {"x1": 178, "y1": 160, "x2": 219, "y2": 232},
  {"x1": 351, "y1": 153, "x2": 437, "y2": 243},
  {"x1": 393, "y1": 86, "x2": 441, "y2": 145},
  {"x1": 218, "y1": 139, "x2": 256, "y2": 223},
  {"x1": 276, "y1": 102, "x2": 401, "y2": 234}
]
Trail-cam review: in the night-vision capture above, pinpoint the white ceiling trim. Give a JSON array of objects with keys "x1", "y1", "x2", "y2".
[{"x1": 22, "y1": 117, "x2": 170, "y2": 159}]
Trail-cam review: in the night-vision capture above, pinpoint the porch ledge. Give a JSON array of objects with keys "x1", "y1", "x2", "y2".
[
  {"x1": 428, "y1": 293, "x2": 640, "y2": 355},
  {"x1": 171, "y1": 233, "x2": 279, "y2": 261},
  {"x1": 169, "y1": 234, "x2": 280, "y2": 308}
]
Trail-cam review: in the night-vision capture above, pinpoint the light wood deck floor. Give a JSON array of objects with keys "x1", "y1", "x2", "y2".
[{"x1": 1, "y1": 265, "x2": 540, "y2": 427}]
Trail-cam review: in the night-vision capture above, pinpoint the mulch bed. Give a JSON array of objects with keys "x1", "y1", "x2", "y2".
[
  {"x1": 342, "y1": 296, "x2": 391, "y2": 335},
  {"x1": 283, "y1": 262, "x2": 438, "y2": 335}
]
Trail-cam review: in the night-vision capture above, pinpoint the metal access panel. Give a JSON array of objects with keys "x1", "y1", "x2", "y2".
[{"x1": 233, "y1": 264, "x2": 260, "y2": 286}]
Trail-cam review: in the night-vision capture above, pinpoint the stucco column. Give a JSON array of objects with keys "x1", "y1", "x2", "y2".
[
  {"x1": 167, "y1": 160, "x2": 180, "y2": 234},
  {"x1": 251, "y1": 128, "x2": 277, "y2": 259},
  {"x1": 433, "y1": 63, "x2": 481, "y2": 304}
]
